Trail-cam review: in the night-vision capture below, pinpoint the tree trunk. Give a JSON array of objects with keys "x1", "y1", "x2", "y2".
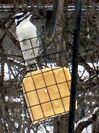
[
  {"x1": 53, "y1": 0, "x2": 66, "y2": 66},
  {"x1": 53, "y1": 115, "x2": 69, "y2": 133},
  {"x1": 52, "y1": 0, "x2": 69, "y2": 132}
]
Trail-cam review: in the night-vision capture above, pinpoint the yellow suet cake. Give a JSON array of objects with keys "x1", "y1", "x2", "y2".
[{"x1": 22, "y1": 67, "x2": 71, "y2": 123}]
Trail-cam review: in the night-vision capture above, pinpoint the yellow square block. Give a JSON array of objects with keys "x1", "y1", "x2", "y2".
[{"x1": 22, "y1": 67, "x2": 71, "y2": 123}]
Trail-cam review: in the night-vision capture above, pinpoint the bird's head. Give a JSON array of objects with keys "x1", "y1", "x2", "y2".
[{"x1": 15, "y1": 12, "x2": 31, "y2": 26}]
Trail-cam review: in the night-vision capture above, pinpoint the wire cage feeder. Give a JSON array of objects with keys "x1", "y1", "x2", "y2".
[{"x1": 21, "y1": 35, "x2": 72, "y2": 123}]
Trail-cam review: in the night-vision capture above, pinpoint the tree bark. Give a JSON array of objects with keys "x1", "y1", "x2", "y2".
[{"x1": 52, "y1": 0, "x2": 69, "y2": 132}]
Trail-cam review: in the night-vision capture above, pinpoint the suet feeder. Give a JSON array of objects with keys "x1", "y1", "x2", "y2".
[{"x1": 22, "y1": 67, "x2": 71, "y2": 123}]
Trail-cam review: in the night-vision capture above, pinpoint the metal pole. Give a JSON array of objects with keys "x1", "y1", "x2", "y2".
[{"x1": 68, "y1": 0, "x2": 82, "y2": 133}]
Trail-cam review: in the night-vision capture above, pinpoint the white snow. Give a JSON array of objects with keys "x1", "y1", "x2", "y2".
[
  {"x1": 25, "y1": 125, "x2": 53, "y2": 133},
  {"x1": 4, "y1": 61, "x2": 98, "y2": 81},
  {"x1": 82, "y1": 124, "x2": 92, "y2": 133},
  {"x1": 92, "y1": 107, "x2": 98, "y2": 114},
  {"x1": 4, "y1": 63, "x2": 15, "y2": 80},
  {"x1": 78, "y1": 65, "x2": 89, "y2": 81}
]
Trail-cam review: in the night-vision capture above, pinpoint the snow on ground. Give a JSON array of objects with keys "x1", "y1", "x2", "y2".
[
  {"x1": 74, "y1": 116, "x2": 93, "y2": 133},
  {"x1": 78, "y1": 65, "x2": 89, "y2": 81},
  {"x1": 4, "y1": 62, "x2": 91, "y2": 80},
  {"x1": 4, "y1": 61, "x2": 98, "y2": 81},
  {"x1": 28, "y1": 124, "x2": 92, "y2": 133},
  {"x1": 25, "y1": 125, "x2": 53, "y2": 133},
  {"x1": 4, "y1": 63, "x2": 11, "y2": 80},
  {"x1": 82, "y1": 124, "x2": 92, "y2": 133}
]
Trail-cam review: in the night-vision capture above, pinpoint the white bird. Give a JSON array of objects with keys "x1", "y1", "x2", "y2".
[{"x1": 15, "y1": 12, "x2": 39, "y2": 70}]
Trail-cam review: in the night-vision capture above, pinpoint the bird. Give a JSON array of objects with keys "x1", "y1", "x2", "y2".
[{"x1": 15, "y1": 12, "x2": 40, "y2": 71}]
